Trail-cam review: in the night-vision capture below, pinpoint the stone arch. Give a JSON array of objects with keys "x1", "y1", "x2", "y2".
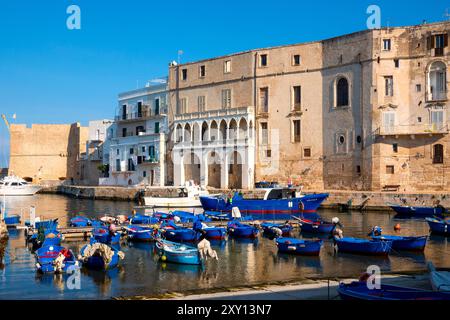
[
  {"x1": 184, "y1": 151, "x2": 201, "y2": 185},
  {"x1": 207, "y1": 150, "x2": 221, "y2": 188},
  {"x1": 175, "y1": 123, "x2": 183, "y2": 143},
  {"x1": 219, "y1": 119, "x2": 227, "y2": 143},
  {"x1": 238, "y1": 118, "x2": 248, "y2": 140},
  {"x1": 201, "y1": 121, "x2": 209, "y2": 141},
  {"x1": 184, "y1": 123, "x2": 192, "y2": 143},
  {"x1": 427, "y1": 61, "x2": 447, "y2": 101},
  {"x1": 210, "y1": 120, "x2": 218, "y2": 141},
  {"x1": 228, "y1": 118, "x2": 238, "y2": 141},
  {"x1": 227, "y1": 150, "x2": 243, "y2": 189},
  {"x1": 335, "y1": 76, "x2": 350, "y2": 107}
]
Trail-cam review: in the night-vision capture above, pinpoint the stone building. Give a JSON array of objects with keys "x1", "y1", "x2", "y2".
[
  {"x1": 103, "y1": 81, "x2": 168, "y2": 186},
  {"x1": 9, "y1": 123, "x2": 88, "y2": 183},
  {"x1": 168, "y1": 21, "x2": 450, "y2": 192}
]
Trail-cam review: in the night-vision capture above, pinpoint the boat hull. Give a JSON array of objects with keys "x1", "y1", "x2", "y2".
[
  {"x1": 144, "y1": 197, "x2": 202, "y2": 208},
  {"x1": 3, "y1": 215, "x2": 21, "y2": 226},
  {"x1": 127, "y1": 226, "x2": 155, "y2": 242},
  {"x1": 200, "y1": 193, "x2": 328, "y2": 218},
  {"x1": 389, "y1": 205, "x2": 444, "y2": 217},
  {"x1": 298, "y1": 218, "x2": 334, "y2": 234},
  {"x1": 276, "y1": 238, "x2": 322, "y2": 256},
  {"x1": 338, "y1": 281, "x2": 450, "y2": 300},
  {"x1": 335, "y1": 238, "x2": 392, "y2": 256},
  {"x1": 227, "y1": 222, "x2": 259, "y2": 239},
  {"x1": 0, "y1": 185, "x2": 42, "y2": 196},
  {"x1": 372, "y1": 235, "x2": 427, "y2": 251},
  {"x1": 261, "y1": 223, "x2": 292, "y2": 237},
  {"x1": 156, "y1": 240, "x2": 202, "y2": 265},
  {"x1": 163, "y1": 228, "x2": 198, "y2": 242},
  {"x1": 426, "y1": 217, "x2": 450, "y2": 236},
  {"x1": 202, "y1": 227, "x2": 227, "y2": 240},
  {"x1": 93, "y1": 228, "x2": 121, "y2": 245}
]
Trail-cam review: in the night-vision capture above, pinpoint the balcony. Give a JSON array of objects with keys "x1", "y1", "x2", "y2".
[
  {"x1": 115, "y1": 109, "x2": 165, "y2": 122},
  {"x1": 427, "y1": 90, "x2": 447, "y2": 102},
  {"x1": 376, "y1": 123, "x2": 449, "y2": 137}
]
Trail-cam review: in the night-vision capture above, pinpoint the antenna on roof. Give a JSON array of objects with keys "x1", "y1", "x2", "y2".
[
  {"x1": 177, "y1": 50, "x2": 184, "y2": 64},
  {"x1": 445, "y1": 8, "x2": 450, "y2": 21}
]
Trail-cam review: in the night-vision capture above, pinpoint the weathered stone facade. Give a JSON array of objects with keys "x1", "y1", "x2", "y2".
[
  {"x1": 168, "y1": 21, "x2": 450, "y2": 192},
  {"x1": 9, "y1": 123, "x2": 88, "y2": 183}
]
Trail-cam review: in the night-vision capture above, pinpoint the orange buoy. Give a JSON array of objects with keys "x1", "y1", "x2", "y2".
[{"x1": 394, "y1": 223, "x2": 401, "y2": 231}]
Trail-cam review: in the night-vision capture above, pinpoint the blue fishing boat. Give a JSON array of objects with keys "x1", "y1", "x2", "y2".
[
  {"x1": 171, "y1": 210, "x2": 197, "y2": 223},
  {"x1": 335, "y1": 237, "x2": 392, "y2": 256},
  {"x1": 126, "y1": 225, "x2": 155, "y2": 242},
  {"x1": 297, "y1": 217, "x2": 335, "y2": 234},
  {"x1": 26, "y1": 218, "x2": 58, "y2": 230},
  {"x1": 204, "y1": 211, "x2": 231, "y2": 221},
  {"x1": 388, "y1": 204, "x2": 444, "y2": 217},
  {"x1": 338, "y1": 281, "x2": 450, "y2": 300},
  {"x1": 161, "y1": 221, "x2": 198, "y2": 242},
  {"x1": 35, "y1": 245, "x2": 78, "y2": 274},
  {"x1": 3, "y1": 215, "x2": 21, "y2": 227},
  {"x1": 70, "y1": 216, "x2": 92, "y2": 227},
  {"x1": 261, "y1": 222, "x2": 293, "y2": 237},
  {"x1": 371, "y1": 235, "x2": 427, "y2": 251},
  {"x1": 200, "y1": 189, "x2": 329, "y2": 219},
  {"x1": 426, "y1": 217, "x2": 450, "y2": 236},
  {"x1": 129, "y1": 214, "x2": 159, "y2": 225},
  {"x1": 193, "y1": 217, "x2": 227, "y2": 240},
  {"x1": 79, "y1": 241, "x2": 124, "y2": 270},
  {"x1": 93, "y1": 227, "x2": 121, "y2": 245},
  {"x1": 227, "y1": 220, "x2": 259, "y2": 239},
  {"x1": 276, "y1": 238, "x2": 323, "y2": 256},
  {"x1": 155, "y1": 239, "x2": 202, "y2": 265}
]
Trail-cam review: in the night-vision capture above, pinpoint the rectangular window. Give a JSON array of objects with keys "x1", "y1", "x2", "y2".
[
  {"x1": 383, "y1": 39, "x2": 391, "y2": 51},
  {"x1": 385, "y1": 76, "x2": 394, "y2": 96},
  {"x1": 303, "y1": 147, "x2": 311, "y2": 158},
  {"x1": 386, "y1": 165, "x2": 395, "y2": 174},
  {"x1": 356, "y1": 165, "x2": 361, "y2": 174},
  {"x1": 293, "y1": 55, "x2": 301, "y2": 66},
  {"x1": 143, "y1": 171, "x2": 146, "y2": 178},
  {"x1": 155, "y1": 122, "x2": 160, "y2": 134},
  {"x1": 431, "y1": 109, "x2": 444, "y2": 129},
  {"x1": 435, "y1": 34, "x2": 445, "y2": 48},
  {"x1": 261, "y1": 122, "x2": 268, "y2": 145},
  {"x1": 382, "y1": 112, "x2": 396, "y2": 133},
  {"x1": 116, "y1": 159, "x2": 121, "y2": 172},
  {"x1": 393, "y1": 143, "x2": 398, "y2": 153},
  {"x1": 293, "y1": 120, "x2": 301, "y2": 142},
  {"x1": 293, "y1": 86, "x2": 301, "y2": 111},
  {"x1": 137, "y1": 101, "x2": 142, "y2": 117},
  {"x1": 149, "y1": 145, "x2": 155, "y2": 158},
  {"x1": 199, "y1": 65, "x2": 206, "y2": 78},
  {"x1": 198, "y1": 96, "x2": 206, "y2": 112},
  {"x1": 224, "y1": 60, "x2": 231, "y2": 73},
  {"x1": 122, "y1": 104, "x2": 127, "y2": 120},
  {"x1": 122, "y1": 128, "x2": 127, "y2": 137},
  {"x1": 221, "y1": 89, "x2": 231, "y2": 109},
  {"x1": 142, "y1": 146, "x2": 146, "y2": 153},
  {"x1": 178, "y1": 98, "x2": 187, "y2": 114},
  {"x1": 266, "y1": 149, "x2": 272, "y2": 158},
  {"x1": 116, "y1": 149, "x2": 120, "y2": 156},
  {"x1": 259, "y1": 87, "x2": 269, "y2": 113},
  {"x1": 416, "y1": 84, "x2": 422, "y2": 92},
  {"x1": 181, "y1": 68, "x2": 187, "y2": 80},
  {"x1": 155, "y1": 98, "x2": 160, "y2": 115},
  {"x1": 394, "y1": 59, "x2": 399, "y2": 68},
  {"x1": 260, "y1": 54, "x2": 267, "y2": 67},
  {"x1": 129, "y1": 148, "x2": 134, "y2": 155}
]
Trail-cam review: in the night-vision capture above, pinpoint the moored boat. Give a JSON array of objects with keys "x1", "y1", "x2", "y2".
[
  {"x1": 92, "y1": 227, "x2": 121, "y2": 245},
  {"x1": 428, "y1": 262, "x2": 450, "y2": 292},
  {"x1": 129, "y1": 214, "x2": 159, "y2": 225},
  {"x1": 35, "y1": 245, "x2": 78, "y2": 274},
  {"x1": 3, "y1": 215, "x2": 21, "y2": 227},
  {"x1": 227, "y1": 220, "x2": 259, "y2": 239},
  {"x1": 371, "y1": 235, "x2": 427, "y2": 251},
  {"x1": 426, "y1": 217, "x2": 450, "y2": 236},
  {"x1": 0, "y1": 175, "x2": 42, "y2": 196},
  {"x1": 200, "y1": 189, "x2": 328, "y2": 218},
  {"x1": 78, "y1": 241, "x2": 124, "y2": 270},
  {"x1": 297, "y1": 217, "x2": 335, "y2": 234},
  {"x1": 337, "y1": 281, "x2": 450, "y2": 300},
  {"x1": 155, "y1": 239, "x2": 202, "y2": 265},
  {"x1": 70, "y1": 216, "x2": 92, "y2": 227},
  {"x1": 388, "y1": 203, "x2": 444, "y2": 217},
  {"x1": 261, "y1": 222, "x2": 293, "y2": 237},
  {"x1": 161, "y1": 221, "x2": 198, "y2": 242},
  {"x1": 143, "y1": 182, "x2": 208, "y2": 208},
  {"x1": 125, "y1": 225, "x2": 155, "y2": 242},
  {"x1": 276, "y1": 238, "x2": 322, "y2": 256},
  {"x1": 335, "y1": 237, "x2": 392, "y2": 256}
]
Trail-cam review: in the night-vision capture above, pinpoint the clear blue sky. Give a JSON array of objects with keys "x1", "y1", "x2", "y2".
[{"x1": 0, "y1": 0, "x2": 447, "y2": 167}]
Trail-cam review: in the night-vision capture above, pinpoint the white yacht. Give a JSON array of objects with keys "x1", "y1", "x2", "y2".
[
  {"x1": 143, "y1": 181, "x2": 209, "y2": 208},
  {"x1": 0, "y1": 175, "x2": 42, "y2": 196}
]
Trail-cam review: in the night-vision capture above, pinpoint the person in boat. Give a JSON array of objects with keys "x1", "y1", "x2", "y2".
[
  {"x1": 368, "y1": 226, "x2": 382, "y2": 236},
  {"x1": 329, "y1": 217, "x2": 344, "y2": 250}
]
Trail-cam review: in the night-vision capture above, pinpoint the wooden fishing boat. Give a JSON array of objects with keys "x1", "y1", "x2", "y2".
[
  {"x1": 126, "y1": 225, "x2": 155, "y2": 242},
  {"x1": 200, "y1": 189, "x2": 329, "y2": 219},
  {"x1": 69, "y1": 216, "x2": 92, "y2": 227},
  {"x1": 335, "y1": 237, "x2": 392, "y2": 256},
  {"x1": 428, "y1": 262, "x2": 450, "y2": 292},
  {"x1": 155, "y1": 239, "x2": 202, "y2": 265},
  {"x1": 35, "y1": 245, "x2": 78, "y2": 274},
  {"x1": 338, "y1": 281, "x2": 450, "y2": 300},
  {"x1": 128, "y1": 214, "x2": 159, "y2": 225},
  {"x1": 261, "y1": 222, "x2": 293, "y2": 237},
  {"x1": 161, "y1": 221, "x2": 198, "y2": 242},
  {"x1": 276, "y1": 238, "x2": 322, "y2": 256},
  {"x1": 296, "y1": 217, "x2": 335, "y2": 234},
  {"x1": 371, "y1": 235, "x2": 427, "y2": 251},
  {"x1": 426, "y1": 217, "x2": 450, "y2": 236},
  {"x1": 78, "y1": 240, "x2": 124, "y2": 270},
  {"x1": 3, "y1": 215, "x2": 21, "y2": 227},
  {"x1": 92, "y1": 227, "x2": 121, "y2": 245},
  {"x1": 388, "y1": 203, "x2": 444, "y2": 217},
  {"x1": 227, "y1": 220, "x2": 259, "y2": 239}
]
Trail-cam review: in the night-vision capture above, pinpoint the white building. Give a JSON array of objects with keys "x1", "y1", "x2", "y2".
[{"x1": 102, "y1": 81, "x2": 168, "y2": 186}]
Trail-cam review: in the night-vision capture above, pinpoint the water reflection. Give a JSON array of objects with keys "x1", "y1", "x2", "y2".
[{"x1": 0, "y1": 195, "x2": 449, "y2": 299}]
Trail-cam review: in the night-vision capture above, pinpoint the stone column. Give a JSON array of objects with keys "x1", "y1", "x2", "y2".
[
  {"x1": 159, "y1": 133, "x2": 165, "y2": 186},
  {"x1": 200, "y1": 151, "x2": 208, "y2": 188},
  {"x1": 174, "y1": 150, "x2": 185, "y2": 187},
  {"x1": 221, "y1": 150, "x2": 229, "y2": 189}
]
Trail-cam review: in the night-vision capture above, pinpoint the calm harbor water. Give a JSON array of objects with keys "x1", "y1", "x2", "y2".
[{"x1": 1, "y1": 194, "x2": 449, "y2": 299}]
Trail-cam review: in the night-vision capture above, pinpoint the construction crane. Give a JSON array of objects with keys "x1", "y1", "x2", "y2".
[{"x1": 1, "y1": 114, "x2": 10, "y2": 132}]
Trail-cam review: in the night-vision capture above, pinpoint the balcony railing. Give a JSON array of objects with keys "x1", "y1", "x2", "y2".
[
  {"x1": 376, "y1": 123, "x2": 449, "y2": 136},
  {"x1": 174, "y1": 106, "x2": 254, "y2": 121},
  {"x1": 427, "y1": 90, "x2": 447, "y2": 102},
  {"x1": 115, "y1": 109, "x2": 165, "y2": 121},
  {"x1": 173, "y1": 137, "x2": 254, "y2": 149}
]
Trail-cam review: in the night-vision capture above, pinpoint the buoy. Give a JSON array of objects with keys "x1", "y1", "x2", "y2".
[
  {"x1": 161, "y1": 255, "x2": 167, "y2": 261},
  {"x1": 394, "y1": 223, "x2": 401, "y2": 231}
]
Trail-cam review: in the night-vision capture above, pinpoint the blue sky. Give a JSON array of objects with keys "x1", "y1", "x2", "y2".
[{"x1": 0, "y1": 0, "x2": 447, "y2": 167}]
